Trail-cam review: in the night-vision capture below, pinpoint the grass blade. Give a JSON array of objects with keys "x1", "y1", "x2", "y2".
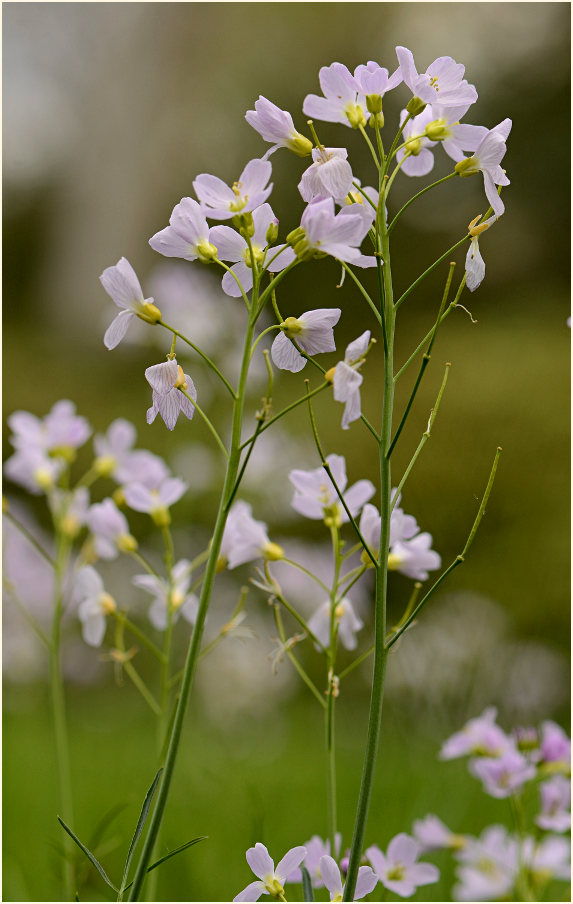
[
  {"x1": 120, "y1": 768, "x2": 163, "y2": 894},
  {"x1": 122, "y1": 836, "x2": 208, "y2": 892},
  {"x1": 57, "y1": 816, "x2": 118, "y2": 893},
  {"x1": 301, "y1": 865, "x2": 315, "y2": 902}
]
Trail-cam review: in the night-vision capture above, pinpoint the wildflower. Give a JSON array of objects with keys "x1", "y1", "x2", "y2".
[
  {"x1": 469, "y1": 749, "x2": 536, "y2": 798},
  {"x1": 86, "y1": 498, "x2": 137, "y2": 559},
  {"x1": 353, "y1": 61, "x2": 402, "y2": 113},
  {"x1": 454, "y1": 826, "x2": 518, "y2": 901},
  {"x1": 209, "y1": 203, "x2": 294, "y2": 297},
  {"x1": 194, "y1": 158, "x2": 272, "y2": 221},
  {"x1": 289, "y1": 196, "x2": 375, "y2": 267},
  {"x1": 271, "y1": 307, "x2": 341, "y2": 373},
  {"x1": 288, "y1": 453, "x2": 374, "y2": 527},
  {"x1": 303, "y1": 63, "x2": 369, "y2": 129},
  {"x1": 396, "y1": 107, "x2": 438, "y2": 177},
  {"x1": 287, "y1": 834, "x2": 341, "y2": 887},
  {"x1": 133, "y1": 559, "x2": 198, "y2": 630},
  {"x1": 522, "y1": 834, "x2": 571, "y2": 883},
  {"x1": 539, "y1": 720, "x2": 571, "y2": 766},
  {"x1": 454, "y1": 120, "x2": 512, "y2": 218},
  {"x1": 233, "y1": 842, "x2": 306, "y2": 902},
  {"x1": 298, "y1": 147, "x2": 354, "y2": 203},
  {"x1": 337, "y1": 179, "x2": 379, "y2": 225},
  {"x1": 93, "y1": 418, "x2": 137, "y2": 478},
  {"x1": 465, "y1": 214, "x2": 496, "y2": 292},
  {"x1": 413, "y1": 814, "x2": 466, "y2": 852},
  {"x1": 145, "y1": 358, "x2": 196, "y2": 431},
  {"x1": 307, "y1": 597, "x2": 364, "y2": 651},
  {"x1": 50, "y1": 487, "x2": 90, "y2": 538},
  {"x1": 115, "y1": 450, "x2": 170, "y2": 490},
  {"x1": 8, "y1": 401, "x2": 91, "y2": 458},
  {"x1": 220, "y1": 501, "x2": 283, "y2": 570},
  {"x1": 423, "y1": 102, "x2": 486, "y2": 162},
  {"x1": 245, "y1": 96, "x2": 313, "y2": 157},
  {"x1": 100, "y1": 257, "x2": 161, "y2": 350},
  {"x1": 124, "y1": 475, "x2": 187, "y2": 527},
  {"x1": 440, "y1": 706, "x2": 514, "y2": 759},
  {"x1": 320, "y1": 854, "x2": 377, "y2": 901},
  {"x1": 74, "y1": 566, "x2": 116, "y2": 647},
  {"x1": 396, "y1": 46, "x2": 477, "y2": 110},
  {"x1": 4, "y1": 448, "x2": 63, "y2": 495},
  {"x1": 331, "y1": 331, "x2": 371, "y2": 429},
  {"x1": 388, "y1": 533, "x2": 441, "y2": 581},
  {"x1": 536, "y1": 776, "x2": 571, "y2": 832},
  {"x1": 367, "y1": 834, "x2": 439, "y2": 898},
  {"x1": 149, "y1": 197, "x2": 217, "y2": 263}
]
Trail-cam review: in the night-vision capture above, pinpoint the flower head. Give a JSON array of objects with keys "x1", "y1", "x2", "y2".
[
  {"x1": 149, "y1": 197, "x2": 217, "y2": 263},
  {"x1": 219, "y1": 501, "x2": 283, "y2": 570},
  {"x1": 454, "y1": 825, "x2": 518, "y2": 901},
  {"x1": 298, "y1": 147, "x2": 354, "y2": 204},
  {"x1": 539, "y1": 720, "x2": 571, "y2": 765},
  {"x1": 396, "y1": 46, "x2": 477, "y2": 109},
  {"x1": 440, "y1": 706, "x2": 514, "y2": 760},
  {"x1": 320, "y1": 854, "x2": 377, "y2": 901},
  {"x1": 194, "y1": 158, "x2": 272, "y2": 221},
  {"x1": 93, "y1": 418, "x2": 137, "y2": 478},
  {"x1": 332, "y1": 331, "x2": 371, "y2": 429},
  {"x1": 308, "y1": 597, "x2": 364, "y2": 651},
  {"x1": 246, "y1": 96, "x2": 313, "y2": 158},
  {"x1": 233, "y1": 842, "x2": 306, "y2": 902},
  {"x1": 455, "y1": 119, "x2": 512, "y2": 218},
  {"x1": 367, "y1": 834, "x2": 439, "y2": 898},
  {"x1": 413, "y1": 814, "x2": 466, "y2": 852},
  {"x1": 292, "y1": 196, "x2": 375, "y2": 268},
  {"x1": 86, "y1": 498, "x2": 137, "y2": 560},
  {"x1": 303, "y1": 63, "x2": 369, "y2": 129},
  {"x1": 100, "y1": 257, "x2": 161, "y2": 349},
  {"x1": 271, "y1": 307, "x2": 341, "y2": 373},
  {"x1": 353, "y1": 61, "x2": 402, "y2": 105},
  {"x1": 288, "y1": 453, "x2": 374, "y2": 527},
  {"x1": 287, "y1": 834, "x2": 341, "y2": 887},
  {"x1": 124, "y1": 475, "x2": 187, "y2": 526},
  {"x1": 133, "y1": 559, "x2": 198, "y2": 630},
  {"x1": 74, "y1": 566, "x2": 116, "y2": 647},
  {"x1": 536, "y1": 776, "x2": 571, "y2": 832},
  {"x1": 145, "y1": 358, "x2": 196, "y2": 431},
  {"x1": 469, "y1": 749, "x2": 536, "y2": 798}
]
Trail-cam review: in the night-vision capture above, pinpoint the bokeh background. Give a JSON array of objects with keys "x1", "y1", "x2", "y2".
[{"x1": 3, "y1": 3, "x2": 570, "y2": 901}]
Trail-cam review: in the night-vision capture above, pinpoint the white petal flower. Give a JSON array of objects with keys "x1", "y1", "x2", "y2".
[
  {"x1": 303, "y1": 63, "x2": 369, "y2": 128},
  {"x1": 133, "y1": 559, "x2": 198, "y2": 631},
  {"x1": 74, "y1": 566, "x2": 116, "y2": 647},
  {"x1": 100, "y1": 258, "x2": 160, "y2": 350},
  {"x1": 296, "y1": 196, "x2": 376, "y2": 268},
  {"x1": 289, "y1": 453, "x2": 374, "y2": 526},
  {"x1": 86, "y1": 499, "x2": 136, "y2": 560},
  {"x1": 396, "y1": 46, "x2": 478, "y2": 108},
  {"x1": 320, "y1": 854, "x2": 377, "y2": 901},
  {"x1": 246, "y1": 96, "x2": 313, "y2": 158},
  {"x1": 308, "y1": 597, "x2": 363, "y2": 651},
  {"x1": 456, "y1": 120, "x2": 512, "y2": 218},
  {"x1": 220, "y1": 501, "x2": 283, "y2": 570},
  {"x1": 194, "y1": 159, "x2": 273, "y2": 221},
  {"x1": 332, "y1": 331, "x2": 371, "y2": 429},
  {"x1": 234, "y1": 843, "x2": 306, "y2": 902},
  {"x1": 367, "y1": 834, "x2": 439, "y2": 898},
  {"x1": 271, "y1": 307, "x2": 341, "y2": 373},
  {"x1": 298, "y1": 147, "x2": 354, "y2": 203},
  {"x1": 145, "y1": 358, "x2": 197, "y2": 431},
  {"x1": 149, "y1": 197, "x2": 216, "y2": 263}
]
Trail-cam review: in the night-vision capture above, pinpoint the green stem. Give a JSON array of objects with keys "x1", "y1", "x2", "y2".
[
  {"x1": 123, "y1": 661, "x2": 162, "y2": 716},
  {"x1": 394, "y1": 235, "x2": 469, "y2": 311},
  {"x1": 179, "y1": 388, "x2": 229, "y2": 460},
  {"x1": 273, "y1": 605, "x2": 326, "y2": 708},
  {"x1": 239, "y1": 381, "x2": 329, "y2": 449},
  {"x1": 127, "y1": 279, "x2": 260, "y2": 902},
  {"x1": 388, "y1": 173, "x2": 457, "y2": 234},
  {"x1": 340, "y1": 263, "x2": 382, "y2": 326},
  {"x1": 114, "y1": 613, "x2": 166, "y2": 662},
  {"x1": 358, "y1": 124, "x2": 380, "y2": 170},
  {"x1": 282, "y1": 557, "x2": 331, "y2": 595},
  {"x1": 159, "y1": 320, "x2": 236, "y2": 399},
  {"x1": 3, "y1": 509, "x2": 56, "y2": 567}
]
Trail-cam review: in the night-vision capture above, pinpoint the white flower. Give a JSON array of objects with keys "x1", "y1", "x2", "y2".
[
  {"x1": 298, "y1": 147, "x2": 354, "y2": 203},
  {"x1": 245, "y1": 96, "x2": 313, "y2": 158},
  {"x1": 465, "y1": 214, "x2": 496, "y2": 291},
  {"x1": 220, "y1": 501, "x2": 283, "y2": 570},
  {"x1": 288, "y1": 453, "x2": 374, "y2": 526},
  {"x1": 194, "y1": 158, "x2": 272, "y2": 221},
  {"x1": 332, "y1": 331, "x2": 371, "y2": 429},
  {"x1": 454, "y1": 825, "x2": 518, "y2": 901},
  {"x1": 388, "y1": 533, "x2": 441, "y2": 581},
  {"x1": 303, "y1": 62, "x2": 369, "y2": 128},
  {"x1": 396, "y1": 107, "x2": 438, "y2": 178},
  {"x1": 320, "y1": 854, "x2": 377, "y2": 901},
  {"x1": 145, "y1": 358, "x2": 196, "y2": 431},
  {"x1": 124, "y1": 475, "x2": 187, "y2": 521},
  {"x1": 100, "y1": 257, "x2": 161, "y2": 350},
  {"x1": 367, "y1": 834, "x2": 439, "y2": 898},
  {"x1": 271, "y1": 307, "x2": 341, "y2": 373},
  {"x1": 455, "y1": 119, "x2": 512, "y2": 218},
  {"x1": 132, "y1": 559, "x2": 198, "y2": 630},
  {"x1": 307, "y1": 597, "x2": 364, "y2": 651},
  {"x1": 396, "y1": 46, "x2": 477, "y2": 108},
  {"x1": 295, "y1": 196, "x2": 375, "y2": 268},
  {"x1": 233, "y1": 842, "x2": 306, "y2": 902},
  {"x1": 93, "y1": 418, "x2": 137, "y2": 478},
  {"x1": 536, "y1": 776, "x2": 571, "y2": 833},
  {"x1": 413, "y1": 814, "x2": 466, "y2": 852},
  {"x1": 74, "y1": 566, "x2": 116, "y2": 647},
  {"x1": 86, "y1": 499, "x2": 136, "y2": 559},
  {"x1": 149, "y1": 197, "x2": 216, "y2": 263}
]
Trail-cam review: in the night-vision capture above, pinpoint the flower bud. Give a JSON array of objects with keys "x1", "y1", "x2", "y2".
[
  {"x1": 117, "y1": 532, "x2": 138, "y2": 553},
  {"x1": 366, "y1": 94, "x2": 383, "y2": 114},
  {"x1": 265, "y1": 219, "x2": 279, "y2": 245},
  {"x1": 405, "y1": 137, "x2": 423, "y2": 157},
  {"x1": 286, "y1": 227, "x2": 305, "y2": 246},
  {"x1": 345, "y1": 103, "x2": 367, "y2": 129},
  {"x1": 368, "y1": 111, "x2": 384, "y2": 130},
  {"x1": 196, "y1": 239, "x2": 218, "y2": 263},
  {"x1": 233, "y1": 212, "x2": 255, "y2": 237},
  {"x1": 138, "y1": 302, "x2": 162, "y2": 324},
  {"x1": 286, "y1": 133, "x2": 314, "y2": 157},
  {"x1": 455, "y1": 157, "x2": 480, "y2": 177},
  {"x1": 406, "y1": 96, "x2": 427, "y2": 116},
  {"x1": 263, "y1": 541, "x2": 284, "y2": 562}
]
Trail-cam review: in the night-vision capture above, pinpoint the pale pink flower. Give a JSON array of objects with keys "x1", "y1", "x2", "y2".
[
  {"x1": 469, "y1": 749, "x2": 536, "y2": 798},
  {"x1": 8, "y1": 401, "x2": 91, "y2": 456},
  {"x1": 297, "y1": 196, "x2": 375, "y2": 268},
  {"x1": 298, "y1": 147, "x2": 354, "y2": 203},
  {"x1": 124, "y1": 475, "x2": 187, "y2": 517},
  {"x1": 388, "y1": 533, "x2": 442, "y2": 581},
  {"x1": 100, "y1": 257, "x2": 160, "y2": 350},
  {"x1": 271, "y1": 307, "x2": 341, "y2": 373},
  {"x1": 307, "y1": 597, "x2": 364, "y2": 651},
  {"x1": 396, "y1": 107, "x2": 437, "y2": 177},
  {"x1": 337, "y1": 179, "x2": 379, "y2": 225},
  {"x1": 536, "y1": 776, "x2": 571, "y2": 833},
  {"x1": 149, "y1": 197, "x2": 216, "y2": 262},
  {"x1": 220, "y1": 501, "x2": 282, "y2": 570},
  {"x1": 287, "y1": 834, "x2": 341, "y2": 887},
  {"x1": 522, "y1": 834, "x2": 571, "y2": 882},
  {"x1": 93, "y1": 418, "x2": 137, "y2": 478},
  {"x1": 245, "y1": 96, "x2": 313, "y2": 158},
  {"x1": 145, "y1": 358, "x2": 196, "y2": 431},
  {"x1": 194, "y1": 158, "x2": 272, "y2": 221},
  {"x1": 74, "y1": 566, "x2": 116, "y2": 647},
  {"x1": 86, "y1": 498, "x2": 134, "y2": 560},
  {"x1": 4, "y1": 449, "x2": 63, "y2": 495},
  {"x1": 209, "y1": 203, "x2": 294, "y2": 297},
  {"x1": 303, "y1": 62, "x2": 369, "y2": 128},
  {"x1": 440, "y1": 707, "x2": 514, "y2": 760},
  {"x1": 456, "y1": 119, "x2": 512, "y2": 218},
  {"x1": 289, "y1": 453, "x2": 375, "y2": 524},
  {"x1": 116, "y1": 450, "x2": 170, "y2": 490},
  {"x1": 353, "y1": 61, "x2": 402, "y2": 100},
  {"x1": 367, "y1": 834, "x2": 439, "y2": 898},
  {"x1": 233, "y1": 842, "x2": 306, "y2": 902},
  {"x1": 396, "y1": 46, "x2": 477, "y2": 108},
  {"x1": 454, "y1": 825, "x2": 519, "y2": 901},
  {"x1": 133, "y1": 559, "x2": 198, "y2": 631},
  {"x1": 540, "y1": 720, "x2": 571, "y2": 764},
  {"x1": 332, "y1": 331, "x2": 370, "y2": 429},
  {"x1": 320, "y1": 854, "x2": 377, "y2": 901},
  {"x1": 413, "y1": 814, "x2": 466, "y2": 852}
]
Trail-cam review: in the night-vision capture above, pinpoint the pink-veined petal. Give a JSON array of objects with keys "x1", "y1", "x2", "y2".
[
  {"x1": 157, "y1": 389, "x2": 181, "y2": 431},
  {"x1": 145, "y1": 360, "x2": 178, "y2": 394},
  {"x1": 271, "y1": 332, "x2": 306, "y2": 373},
  {"x1": 104, "y1": 310, "x2": 134, "y2": 350},
  {"x1": 333, "y1": 362, "x2": 363, "y2": 403}
]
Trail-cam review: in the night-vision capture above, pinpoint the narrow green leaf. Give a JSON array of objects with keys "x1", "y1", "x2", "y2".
[
  {"x1": 88, "y1": 801, "x2": 129, "y2": 852},
  {"x1": 301, "y1": 865, "x2": 314, "y2": 902},
  {"x1": 57, "y1": 816, "x2": 119, "y2": 893},
  {"x1": 120, "y1": 768, "x2": 163, "y2": 894},
  {"x1": 122, "y1": 836, "x2": 208, "y2": 892}
]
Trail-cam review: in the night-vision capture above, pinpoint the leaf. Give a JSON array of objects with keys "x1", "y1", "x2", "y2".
[
  {"x1": 88, "y1": 801, "x2": 129, "y2": 851},
  {"x1": 120, "y1": 767, "x2": 163, "y2": 894},
  {"x1": 57, "y1": 816, "x2": 118, "y2": 893},
  {"x1": 122, "y1": 836, "x2": 208, "y2": 892},
  {"x1": 301, "y1": 865, "x2": 315, "y2": 902}
]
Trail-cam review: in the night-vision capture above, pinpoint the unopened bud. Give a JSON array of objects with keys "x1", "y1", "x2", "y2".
[
  {"x1": 345, "y1": 103, "x2": 367, "y2": 129},
  {"x1": 406, "y1": 96, "x2": 427, "y2": 116},
  {"x1": 405, "y1": 137, "x2": 422, "y2": 157},
  {"x1": 263, "y1": 541, "x2": 284, "y2": 562},
  {"x1": 138, "y1": 301, "x2": 162, "y2": 324},
  {"x1": 265, "y1": 219, "x2": 279, "y2": 245},
  {"x1": 286, "y1": 227, "x2": 305, "y2": 246},
  {"x1": 286, "y1": 133, "x2": 313, "y2": 157},
  {"x1": 117, "y1": 533, "x2": 138, "y2": 553},
  {"x1": 368, "y1": 111, "x2": 385, "y2": 129},
  {"x1": 323, "y1": 503, "x2": 342, "y2": 529},
  {"x1": 196, "y1": 239, "x2": 218, "y2": 263},
  {"x1": 366, "y1": 94, "x2": 383, "y2": 114},
  {"x1": 233, "y1": 212, "x2": 255, "y2": 237}
]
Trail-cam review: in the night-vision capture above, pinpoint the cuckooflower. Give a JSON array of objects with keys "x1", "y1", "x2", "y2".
[
  {"x1": 288, "y1": 453, "x2": 374, "y2": 527},
  {"x1": 413, "y1": 814, "x2": 466, "y2": 852},
  {"x1": 440, "y1": 706, "x2": 514, "y2": 759},
  {"x1": 465, "y1": 214, "x2": 496, "y2": 292},
  {"x1": 233, "y1": 842, "x2": 306, "y2": 902},
  {"x1": 194, "y1": 158, "x2": 272, "y2": 221},
  {"x1": 337, "y1": 179, "x2": 379, "y2": 226},
  {"x1": 396, "y1": 46, "x2": 477, "y2": 109},
  {"x1": 469, "y1": 749, "x2": 537, "y2": 798},
  {"x1": 287, "y1": 834, "x2": 341, "y2": 887},
  {"x1": 209, "y1": 203, "x2": 294, "y2": 297},
  {"x1": 149, "y1": 197, "x2": 217, "y2": 263},
  {"x1": 388, "y1": 533, "x2": 442, "y2": 581},
  {"x1": 303, "y1": 62, "x2": 369, "y2": 128},
  {"x1": 50, "y1": 487, "x2": 90, "y2": 538},
  {"x1": 145, "y1": 358, "x2": 197, "y2": 431},
  {"x1": 522, "y1": 834, "x2": 571, "y2": 883},
  {"x1": 74, "y1": 566, "x2": 116, "y2": 647},
  {"x1": 133, "y1": 559, "x2": 198, "y2": 630},
  {"x1": 124, "y1": 475, "x2": 187, "y2": 526},
  {"x1": 4, "y1": 448, "x2": 64, "y2": 495},
  {"x1": 219, "y1": 501, "x2": 283, "y2": 570},
  {"x1": 455, "y1": 119, "x2": 512, "y2": 218},
  {"x1": 320, "y1": 854, "x2": 377, "y2": 902},
  {"x1": 8, "y1": 401, "x2": 91, "y2": 458},
  {"x1": 539, "y1": 720, "x2": 571, "y2": 765},
  {"x1": 246, "y1": 96, "x2": 313, "y2": 158},
  {"x1": 116, "y1": 450, "x2": 170, "y2": 490},
  {"x1": 396, "y1": 107, "x2": 438, "y2": 177},
  {"x1": 100, "y1": 257, "x2": 161, "y2": 350},
  {"x1": 353, "y1": 61, "x2": 403, "y2": 107},
  {"x1": 86, "y1": 498, "x2": 137, "y2": 560},
  {"x1": 536, "y1": 776, "x2": 571, "y2": 832},
  {"x1": 298, "y1": 147, "x2": 354, "y2": 203},
  {"x1": 290, "y1": 196, "x2": 375, "y2": 268},
  {"x1": 271, "y1": 307, "x2": 341, "y2": 373},
  {"x1": 93, "y1": 418, "x2": 137, "y2": 478},
  {"x1": 331, "y1": 331, "x2": 371, "y2": 429},
  {"x1": 367, "y1": 834, "x2": 440, "y2": 898},
  {"x1": 454, "y1": 825, "x2": 519, "y2": 901},
  {"x1": 307, "y1": 597, "x2": 364, "y2": 651}
]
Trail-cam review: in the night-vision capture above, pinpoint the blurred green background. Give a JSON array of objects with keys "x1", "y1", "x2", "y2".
[{"x1": 3, "y1": 3, "x2": 570, "y2": 901}]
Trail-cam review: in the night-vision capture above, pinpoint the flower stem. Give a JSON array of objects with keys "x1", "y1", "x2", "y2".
[
  {"x1": 388, "y1": 173, "x2": 457, "y2": 234},
  {"x1": 159, "y1": 319, "x2": 236, "y2": 399}
]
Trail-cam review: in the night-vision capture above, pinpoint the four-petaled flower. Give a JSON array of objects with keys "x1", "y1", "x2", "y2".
[
  {"x1": 289, "y1": 453, "x2": 375, "y2": 527},
  {"x1": 246, "y1": 96, "x2": 313, "y2": 158},
  {"x1": 145, "y1": 358, "x2": 197, "y2": 431},
  {"x1": 233, "y1": 842, "x2": 306, "y2": 902},
  {"x1": 133, "y1": 559, "x2": 198, "y2": 630},
  {"x1": 396, "y1": 46, "x2": 477, "y2": 108},
  {"x1": 455, "y1": 119, "x2": 512, "y2": 218},
  {"x1": 74, "y1": 566, "x2": 117, "y2": 647},
  {"x1": 100, "y1": 257, "x2": 161, "y2": 350},
  {"x1": 194, "y1": 159, "x2": 273, "y2": 221},
  {"x1": 332, "y1": 331, "x2": 371, "y2": 429},
  {"x1": 86, "y1": 498, "x2": 137, "y2": 560},
  {"x1": 298, "y1": 147, "x2": 354, "y2": 204},
  {"x1": 319, "y1": 854, "x2": 377, "y2": 902},
  {"x1": 149, "y1": 197, "x2": 217, "y2": 263},
  {"x1": 367, "y1": 834, "x2": 440, "y2": 898},
  {"x1": 271, "y1": 307, "x2": 341, "y2": 373},
  {"x1": 219, "y1": 501, "x2": 283, "y2": 570},
  {"x1": 303, "y1": 63, "x2": 369, "y2": 129},
  {"x1": 307, "y1": 597, "x2": 364, "y2": 651},
  {"x1": 295, "y1": 196, "x2": 376, "y2": 268}
]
